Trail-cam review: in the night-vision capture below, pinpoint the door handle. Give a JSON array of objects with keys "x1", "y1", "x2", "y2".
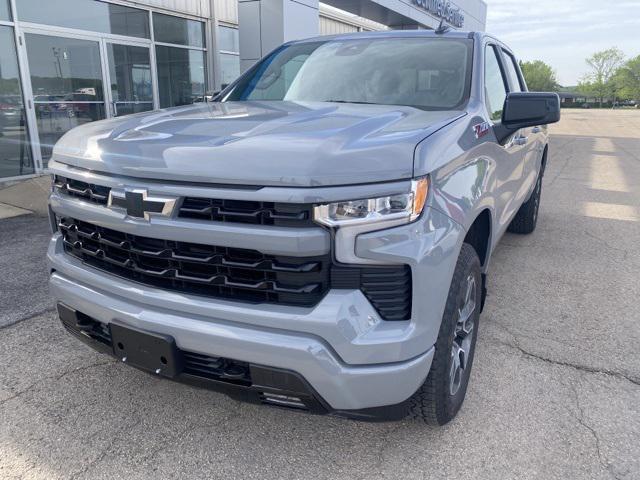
[
  {"x1": 515, "y1": 136, "x2": 528, "y2": 146},
  {"x1": 532, "y1": 126, "x2": 542, "y2": 134}
]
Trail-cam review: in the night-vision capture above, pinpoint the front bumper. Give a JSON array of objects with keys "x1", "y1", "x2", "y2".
[{"x1": 49, "y1": 235, "x2": 435, "y2": 412}]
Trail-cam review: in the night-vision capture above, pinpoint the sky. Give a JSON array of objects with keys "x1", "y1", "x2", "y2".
[{"x1": 485, "y1": 0, "x2": 640, "y2": 86}]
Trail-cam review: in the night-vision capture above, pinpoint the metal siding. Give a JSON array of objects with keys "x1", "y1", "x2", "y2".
[
  {"x1": 319, "y1": 16, "x2": 359, "y2": 35},
  {"x1": 215, "y1": 0, "x2": 239, "y2": 23},
  {"x1": 128, "y1": 0, "x2": 210, "y2": 18}
]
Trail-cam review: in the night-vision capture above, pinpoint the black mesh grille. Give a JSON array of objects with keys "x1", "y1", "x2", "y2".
[
  {"x1": 179, "y1": 197, "x2": 315, "y2": 227},
  {"x1": 59, "y1": 217, "x2": 330, "y2": 307},
  {"x1": 54, "y1": 175, "x2": 111, "y2": 205}
]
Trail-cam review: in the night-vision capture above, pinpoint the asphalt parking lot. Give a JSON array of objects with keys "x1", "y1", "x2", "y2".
[{"x1": 1, "y1": 109, "x2": 639, "y2": 480}]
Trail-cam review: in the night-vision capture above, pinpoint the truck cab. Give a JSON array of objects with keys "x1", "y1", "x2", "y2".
[{"x1": 47, "y1": 30, "x2": 560, "y2": 424}]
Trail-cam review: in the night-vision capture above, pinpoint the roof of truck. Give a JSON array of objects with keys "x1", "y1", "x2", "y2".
[{"x1": 294, "y1": 29, "x2": 480, "y2": 44}]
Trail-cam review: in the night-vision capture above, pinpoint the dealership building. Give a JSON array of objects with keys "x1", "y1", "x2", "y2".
[{"x1": 0, "y1": 0, "x2": 486, "y2": 181}]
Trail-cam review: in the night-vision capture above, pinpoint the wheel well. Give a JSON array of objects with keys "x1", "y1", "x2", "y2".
[
  {"x1": 540, "y1": 145, "x2": 549, "y2": 176},
  {"x1": 464, "y1": 210, "x2": 491, "y2": 267}
]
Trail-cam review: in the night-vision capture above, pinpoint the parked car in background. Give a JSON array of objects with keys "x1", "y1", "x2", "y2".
[{"x1": 47, "y1": 30, "x2": 560, "y2": 425}]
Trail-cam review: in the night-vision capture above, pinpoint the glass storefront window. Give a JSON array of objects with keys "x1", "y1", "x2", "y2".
[
  {"x1": 18, "y1": 0, "x2": 150, "y2": 39},
  {"x1": 25, "y1": 33, "x2": 106, "y2": 162},
  {"x1": 107, "y1": 44, "x2": 153, "y2": 116},
  {"x1": 220, "y1": 53, "x2": 240, "y2": 89},
  {"x1": 0, "y1": 26, "x2": 34, "y2": 178},
  {"x1": 0, "y1": 0, "x2": 11, "y2": 22},
  {"x1": 218, "y1": 26, "x2": 239, "y2": 53},
  {"x1": 156, "y1": 46, "x2": 205, "y2": 108},
  {"x1": 218, "y1": 26, "x2": 239, "y2": 89},
  {"x1": 153, "y1": 13, "x2": 204, "y2": 48}
]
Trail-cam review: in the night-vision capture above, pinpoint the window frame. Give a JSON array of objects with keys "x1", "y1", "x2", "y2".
[
  {"x1": 500, "y1": 48, "x2": 526, "y2": 93},
  {"x1": 483, "y1": 43, "x2": 510, "y2": 124}
]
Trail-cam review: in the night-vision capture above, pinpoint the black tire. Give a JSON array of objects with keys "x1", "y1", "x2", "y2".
[
  {"x1": 507, "y1": 173, "x2": 543, "y2": 234},
  {"x1": 408, "y1": 243, "x2": 482, "y2": 426}
]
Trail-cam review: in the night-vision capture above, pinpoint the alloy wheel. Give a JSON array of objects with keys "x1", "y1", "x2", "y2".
[{"x1": 449, "y1": 273, "x2": 476, "y2": 396}]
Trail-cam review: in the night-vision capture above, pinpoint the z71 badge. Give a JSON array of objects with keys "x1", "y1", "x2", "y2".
[{"x1": 472, "y1": 121, "x2": 492, "y2": 139}]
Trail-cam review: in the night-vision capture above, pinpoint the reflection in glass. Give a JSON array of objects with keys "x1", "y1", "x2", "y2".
[
  {"x1": 26, "y1": 34, "x2": 106, "y2": 163},
  {"x1": 0, "y1": 0, "x2": 11, "y2": 22},
  {"x1": 485, "y1": 46, "x2": 507, "y2": 121},
  {"x1": 107, "y1": 44, "x2": 153, "y2": 116},
  {"x1": 156, "y1": 46, "x2": 206, "y2": 108},
  {"x1": 0, "y1": 27, "x2": 34, "y2": 179},
  {"x1": 153, "y1": 13, "x2": 204, "y2": 48},
  {"x1": 18, "y1": 0, "x2": 149, "y2": 39},
  {"x1": 34, "y1": 103, "x2": 105, "y2": 161}
]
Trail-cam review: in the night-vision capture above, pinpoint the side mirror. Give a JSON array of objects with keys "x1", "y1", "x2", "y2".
[{"x1": 495, "y1": 92, "x2": 561, "y2": 143}]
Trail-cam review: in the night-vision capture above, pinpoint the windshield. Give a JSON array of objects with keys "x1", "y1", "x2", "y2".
[{"x1": 222, "y1": 37, "x2": 472, "y2": 110}]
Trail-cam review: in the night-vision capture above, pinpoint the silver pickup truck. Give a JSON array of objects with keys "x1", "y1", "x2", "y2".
[{"x1": 47, "y1": 30, "x2": 560, "y2": 425}]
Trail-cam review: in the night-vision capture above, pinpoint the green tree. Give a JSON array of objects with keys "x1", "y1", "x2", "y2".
[
  {"x1": 519, "y1": 60, "x2": 559, "y2": 92},
  {"x1": 584, "y1": 47, "x2": 625, "y2": 107},
  {"x1": 614, "y1": 55, "x2": 640, "y2": 102}
]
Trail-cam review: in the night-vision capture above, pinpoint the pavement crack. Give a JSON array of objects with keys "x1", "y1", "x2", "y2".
[
  {"x1": 0, "y1": 360, "x2": 113, "y2": 406},
  {"x1": 567, "y1": 382, "x2": 621, "y2": 480},
  {"x1": 0, "y1": 307, "x2": 56, "y2": 331},
  {"x1": 498, "y1": 339, "x2": 640, "y2": 387},
  {"x1": 490, "y1": 322, "x2": 640, "y2": 388}
]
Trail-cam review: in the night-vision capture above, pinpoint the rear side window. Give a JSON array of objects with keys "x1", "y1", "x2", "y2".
[
  {"x1": 484, "y1": 46, "x2": 507, "y2": 121},
  {"x1": 501, "y1": 49, "x2": 524, "y2": 92}
]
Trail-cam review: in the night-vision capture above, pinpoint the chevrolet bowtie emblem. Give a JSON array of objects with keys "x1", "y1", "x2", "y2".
[{"x1": 107, "y1": 188, "x2": 177, "y2": 220}]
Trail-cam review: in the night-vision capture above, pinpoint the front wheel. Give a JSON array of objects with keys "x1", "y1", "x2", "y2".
[{"x1": 408, "y1": 243, "x2": 481, "y2": 425}]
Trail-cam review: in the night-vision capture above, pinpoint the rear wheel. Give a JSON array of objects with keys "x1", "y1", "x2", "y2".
[
  {"x1": 408, "y1": 243, "x2": 481, "y2": 425},
  {"x1": 508, "y1": 172, "x2": 543, "y2": 234}
]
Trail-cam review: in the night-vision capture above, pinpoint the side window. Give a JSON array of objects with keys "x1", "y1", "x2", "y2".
[
  {"x1": 484, "y1": 46, "x2": 507, "y2": 122},
  {"x1": 502, "y1": 50, "x2": 524, "y2": 92}
]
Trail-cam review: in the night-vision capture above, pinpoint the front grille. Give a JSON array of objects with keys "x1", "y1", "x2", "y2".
[
  {"x1": 59, "y1": 217, "x2": 330, "y2": 307},
  {"x1": 58, "y1": 217, "x2": 412, "y2": 320},
  {"x1": 54, "y1": 175, "x2": 111, "y2": 205},
  {"x1": 179, "y1": 197, "x2": 315, "y2": 227}
]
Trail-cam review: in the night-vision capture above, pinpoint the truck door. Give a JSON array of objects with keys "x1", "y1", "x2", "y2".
[
  {"x1": 484, "y1": 44, "x2": 526, "y2": 236},
  {"x1": 500, "y1": 48, "x2": 542, "y2": 201}
]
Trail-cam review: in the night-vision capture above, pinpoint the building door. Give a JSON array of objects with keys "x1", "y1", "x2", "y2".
[
  {"x1": 21, "y1": 29, "x2": 158, "y2": 166},
  {"x1": 0, "y1": 25, "x2": 34, "y2": 179},
  {"x1": 23, "y1": 31, "x2": 108, "y2": 165},
  {"x1": 104, "y1": 41, "x2": 155, "y2": 117}
]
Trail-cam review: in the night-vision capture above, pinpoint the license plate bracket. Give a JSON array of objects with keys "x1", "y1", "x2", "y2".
[{"x1": 110, "y1": 322, "x2": 183, "y2": 378}]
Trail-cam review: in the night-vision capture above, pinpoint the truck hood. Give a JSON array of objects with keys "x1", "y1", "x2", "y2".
[{"x1": 52, "y1": 101, "x2": 465, "y2": 187}]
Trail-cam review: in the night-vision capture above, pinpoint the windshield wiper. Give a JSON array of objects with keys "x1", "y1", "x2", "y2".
[{"x1": 323, "y1": 100, "x2": 378, "y2": 105}]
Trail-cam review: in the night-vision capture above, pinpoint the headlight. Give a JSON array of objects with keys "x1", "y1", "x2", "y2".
[{"x1": 314, "y1": 177, "x2": 429, "y2": 228}]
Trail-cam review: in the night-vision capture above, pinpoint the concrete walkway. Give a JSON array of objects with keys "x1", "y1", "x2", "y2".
[{"x1": 0, "y1": 110, "x2": 639, "y2": 480}]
